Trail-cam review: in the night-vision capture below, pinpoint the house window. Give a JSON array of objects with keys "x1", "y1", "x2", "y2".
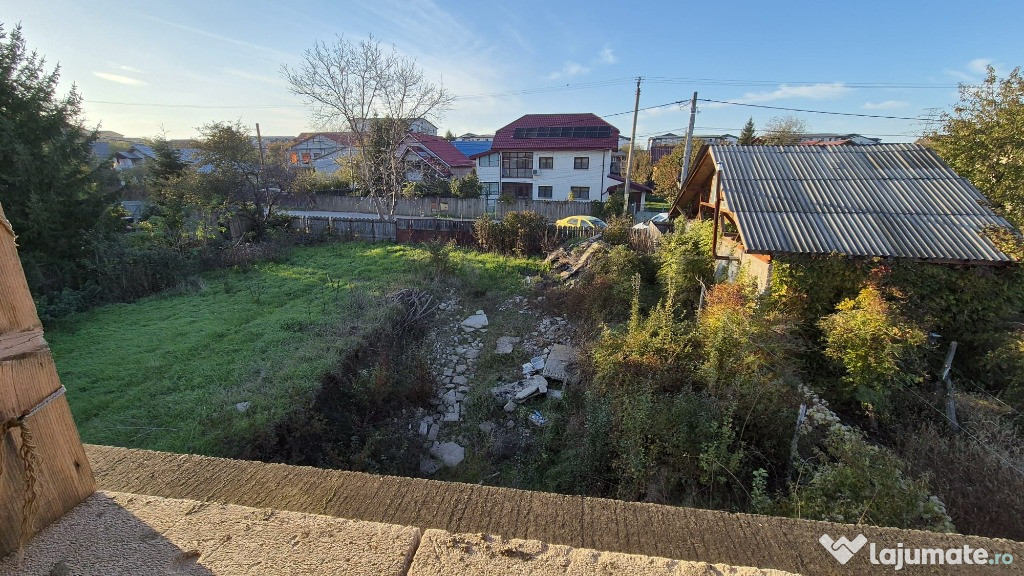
[
  {"x1": 574, "y1": 157, "x2": 589, "y2": 170},
  {"x1": 539, "y1": 157, "x2": 553, "y2": 170},
  {"x1": 537, "y1": 186, "x2": 553, "y2": 199},
  {"x1": 570, "y1": 186, "x2": 590, "y2": 200},
  {"x1": 501, "y1": 152, "x2": 534, "y2": 178},
  {"x1": 290, "y1": 152, "x2": 299, "y2": 164},
  {"x1": 301, "y1": 152, "x2": 311, "y2": 163},
  {"x1": 478, "y1": 153, "x2": 499, "y2": 168}
]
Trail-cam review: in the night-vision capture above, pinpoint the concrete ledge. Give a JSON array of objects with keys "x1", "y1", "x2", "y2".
[
  {"x1": 0, "y1": 491, "x2": 419, "y2": 576},
  {"x1": 85, "y1": 444, "x2": 1024, "y2": 575}
]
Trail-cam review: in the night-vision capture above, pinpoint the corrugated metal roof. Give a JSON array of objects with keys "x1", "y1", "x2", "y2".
[
  {"x1": 452, "y1": 140, "x2": 492, "y2": 157},
  {"x1": 710, "y1": 144, "x2": 1017, "y2": 262}
]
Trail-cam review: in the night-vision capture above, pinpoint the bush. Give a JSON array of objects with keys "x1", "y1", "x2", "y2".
[
  {"x1": 784, "y1": 394, "x2": 954, "y2": 532},
  {"x1": 818, "y1": 284, "x2": 926, "y2": 417},
  {"x1": 656, "y1": 221, "x2": 715, "y2": 309},
  {"x1": 601, "y1": 214, "x2": 634, "y2": 245},
  {"x1": 450, "y1": 173, "x2": 482, "y2": 198},
  {"x1": 473, "y1": 211, "x2": 547, "y2": 256}
]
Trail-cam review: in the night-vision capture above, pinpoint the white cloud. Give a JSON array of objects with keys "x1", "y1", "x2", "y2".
[
  {"x1": 736, "y1": 82, "x2": 851, "y2": 103},
  {"x1": 546, "y1": 61, "x2": 590, "y2": 80},
  {"x1": 598, "y1": 46, "x2": 617, "y2": 65},
  {"x1": 863, "y1": 100, "x2": 908, "y2": 110},
  {"x1": 92, "y1": 72, "x2": 148, "y2": 86},
  {"x1": 119, "y1": 65, "x2": 142, "y2": 73},
  {"x1": 945, "y1": 58, "x2": 1004, "y2": 82}
]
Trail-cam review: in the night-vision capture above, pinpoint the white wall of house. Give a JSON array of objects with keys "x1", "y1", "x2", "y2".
[
  {"x1": 475, "y1": 150, "x2": 612, "y2": 202},
  {"x1": 312, "y1": 148, "x2": 356, "y2": 174}
]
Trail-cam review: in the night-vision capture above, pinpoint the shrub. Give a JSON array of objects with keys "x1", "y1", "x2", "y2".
[
  {"x1": 656, "y1": 221, "x2": 715, "y2": 309},
  {"x1": 601, "y1": 214, "x2": 634, "y2": 245},
  {"x1": 473, "y1": 211, "x2": 547, "y2": 256},
  {"x1": 450, "y1": 173, "x2": 482, "y2": 198},
  {"x1": 784, "y1": 393, "x2": 954, "y2": 532},
  {"x1": 818, "y1": 284, "x2": 926, "y2": 417}
]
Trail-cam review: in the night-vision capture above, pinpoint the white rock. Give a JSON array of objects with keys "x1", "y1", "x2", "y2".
[
  {"x1": 443, "y1": 410, "x2": 460, "y2": 422},
  {"x1": 457, "y1": 385, "x2": 470, "y2": 393},
  {"x1": 455, "y1": 364, "x2": 467, "y2": 374},
  {"x1": 474, "y1": 309, "x2": 484, "y2": 315},
  {"x1": 465, "y1": 349, "x2": 480, "y2": 360},
  {"x1": 504, "y1": 400, "x2": 517, "y2": 412},
  {"x1": 430, "y1": 441, "x2": 465, "y2": 467},
  {"x1": 235, "y1": 402, "x2": 250, "y2": 413},
  {"x1": 427, "y1": 423, "x2": 439, "y2": 441}
]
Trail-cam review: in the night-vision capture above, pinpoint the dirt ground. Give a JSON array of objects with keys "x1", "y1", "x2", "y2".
[{"x1": 86, "y1": 444, "x2": 1023, "y2": 576}]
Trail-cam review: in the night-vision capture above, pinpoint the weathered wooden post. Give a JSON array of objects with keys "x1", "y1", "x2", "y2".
[{"x1": 0, "y1": 201, "x2": 94, "y2": 557}]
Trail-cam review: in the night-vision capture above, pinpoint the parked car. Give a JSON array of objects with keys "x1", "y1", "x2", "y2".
[{"x1": 555, "y1": 216, "x2": 608, "y2": 229}]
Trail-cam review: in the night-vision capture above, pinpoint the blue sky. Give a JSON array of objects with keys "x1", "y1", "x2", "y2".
[{"x1": 5, "y1": 0, "x2": 1023, "y2": 142}]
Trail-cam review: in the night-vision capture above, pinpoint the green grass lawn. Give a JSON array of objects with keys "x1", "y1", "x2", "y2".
[{"x1": 48, "y1": 241, "x2": 539, "y2": 456}]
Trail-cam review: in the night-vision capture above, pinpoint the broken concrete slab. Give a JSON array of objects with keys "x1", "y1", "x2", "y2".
[
  {"x1": 429, "y1": 442, "x2": 465, "y2": 467},
  {"x1": 461, "y1": 312, "x2": 489, "y2": 330},
  {"x1": 234, "y1": 401, "x2": 250, "y2": 413},
  {"x1": 542, "y1": 344, "x2": 576, "y2": 382},
  {"x1": 503, "y1": 400, "x2": 517, "y2": 412},
  {"x1": 495, "y1": 336, "x2": 520, "y2": 355},
  {"x1": 478, "y1": 421, "x2": 495, "y2": 434}
]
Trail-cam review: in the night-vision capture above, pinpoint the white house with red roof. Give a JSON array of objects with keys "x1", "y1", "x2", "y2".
[
  {"x1": 472, "y1": 113, "x2": 632, "y2": 203},
  {"x1": 398, "y1": 133, "x2": 474, "y2": 181}
]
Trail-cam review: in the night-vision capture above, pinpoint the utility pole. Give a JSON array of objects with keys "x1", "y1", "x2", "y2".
[
  {"x1": 679, "y1": 92, "x2": 698, "y2": 191},
  {"x1": 255, "y1": 122, "x2": 266, "y2": 168},
  {"x1": 623, "y1": 76, "x2": 642, "y2": 217}
]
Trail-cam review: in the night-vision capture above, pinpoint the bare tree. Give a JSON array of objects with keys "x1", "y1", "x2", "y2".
[
  {"x1": 282, "y1": 36, "x2": 454, "y2": 220},
  {"x1": 761, "y1": 115, "x2": 808, "y2": 145}
]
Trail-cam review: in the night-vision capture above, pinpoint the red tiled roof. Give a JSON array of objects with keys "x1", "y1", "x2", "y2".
[
  {"x1": 407, "y1": 134, "x2": 474, "y2": 168},
  {"x1": 491, "y1": 114, "x2": 619, "y2": 151}
]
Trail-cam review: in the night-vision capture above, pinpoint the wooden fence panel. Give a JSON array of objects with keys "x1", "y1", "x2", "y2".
[{"x1": 310, "y1": 193, "x2": 597, "y2": 222}]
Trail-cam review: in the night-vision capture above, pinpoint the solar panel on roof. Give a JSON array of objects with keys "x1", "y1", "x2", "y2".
[{"x1": 513, "y1": 126, "x2": 612, "y2": 139}]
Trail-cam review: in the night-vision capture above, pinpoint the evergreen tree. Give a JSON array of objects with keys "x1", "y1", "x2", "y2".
[
  {"x1": 0, "y1": 23, "x2": 118, "y2": 292},
  {"x1": 738, "y1": 118, "x2": 756, "y2": 145}
]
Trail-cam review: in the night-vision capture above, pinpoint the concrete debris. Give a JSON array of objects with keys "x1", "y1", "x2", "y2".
[
  {"x1": 461, "y1": 312, "x2": 489, "y2": 330},
  {"x1": 478, "y1": 421, "x2": 495, "y2": 434},
  {"x1": 503, "y1": 400, "x2": 517, "y2": 413},
  {"x1": 530, "y1": 355, "x2": 545, "y2": 371},
  {"x1": 494, "y1": 336, "x2": 520, "y2": 355},
  {"x1": 548, "y1": 389, "x2": 564, "y2": 400},
  {"x1": 234, "y1": 402, "x2": 250, "y2": 413},
  {"x1": 542, "y1": 344, "x2": 576, "y2": 382},
  {"x1": 430, "y1": 441, "x2": 466, "y2": 467},
  {"x1": 528, "y1": 411, "x2": 548, "y2": 427},
  {"x1": 419, "y1": 457, "x2": 442, "y2": 475},
  {"x1": 452, "y1": 375, "x2": 468, "y2": 386}
]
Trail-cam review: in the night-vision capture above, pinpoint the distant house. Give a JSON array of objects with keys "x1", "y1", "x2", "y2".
[
  {"x1": 669, "y1": 144, "x2": 1018, "y2": 288},
  {"x1": 473, "y1": 113, "x2": 643, "y2": 207},
  {"x1": 112, "y1": 143, "x2": 157, "y2": 170},
  {"x1": 90, "y1": 141, "x2": 112, "y2": 163},
  {"x1": 649, "y1": 133, "x2": 737, "y2": 164},
  {"x1": 398, "y1": 133, "x2": 474, "y2": 181},
  {"x1": 352, "y1": 117, "x2": 438, "y2": 136},
  {"x1": 456, "y1": 133, "x2": 493, "y2": 142},
  {"x1": 797, "y1": 133, "x2": 880, "y2": 146},
  {"x1": 286, "y1": 133, "x2": 358, "y2": 174}
]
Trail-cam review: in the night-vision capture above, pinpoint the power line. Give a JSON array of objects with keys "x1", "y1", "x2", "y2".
[{"x1": 698, "y1": 98, "x2": 939, "y2": 121}]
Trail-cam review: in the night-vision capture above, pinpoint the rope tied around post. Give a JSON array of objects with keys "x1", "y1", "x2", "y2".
[{"x1": 1, "y1": 385, "x2": 64, "y2": 557}]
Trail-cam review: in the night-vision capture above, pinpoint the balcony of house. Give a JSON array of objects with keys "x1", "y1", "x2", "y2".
[{"x1": 501, "y1": 152, "x2": 533, "y2": 179}]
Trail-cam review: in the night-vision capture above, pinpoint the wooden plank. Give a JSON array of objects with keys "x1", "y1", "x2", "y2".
[{"x1": 0, "y1": 202, "x2": 41, "y2": 334}]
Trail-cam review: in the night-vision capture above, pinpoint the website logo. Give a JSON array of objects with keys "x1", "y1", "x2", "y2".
[{"x1": 820, "y1": 534, "x2": 868, "y2": 564}]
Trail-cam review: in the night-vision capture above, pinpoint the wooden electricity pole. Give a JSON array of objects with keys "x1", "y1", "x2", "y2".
[{"x1": 622, "y1": 77, "x2": 642, "y2": 217}]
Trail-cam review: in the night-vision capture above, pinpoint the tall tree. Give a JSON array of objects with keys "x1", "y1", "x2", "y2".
[
  {"x1": 929, "y1": 66, "x2": 1024, "y2": 230},
  {"x1": 192, "y1": 121, "x2": 295, "y2": 241},
  {"x1": 622, "y1": 145, "x2": 653, "y2": 185},
  {"x1": 761, "y1": 115, "x2": 808, "y2": 145},
  {"x1": 443, "y1": 129, "x2": 456, "y2": 141},
  {"x1": 652, "y1": 139, "x2": 704, "y2": 198},
  {"x1": 146, "y1": 138, "x2": 191, "y2": 242},
  {"x1": 0, "y1": 23, "x2": 118, "y2": 293},
  {"x1": 738, "y1": 117, "x2": 756, "y2": 145},
  {"x1": 282, "y1": 35, "x2": 454, "y2": 220}
]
